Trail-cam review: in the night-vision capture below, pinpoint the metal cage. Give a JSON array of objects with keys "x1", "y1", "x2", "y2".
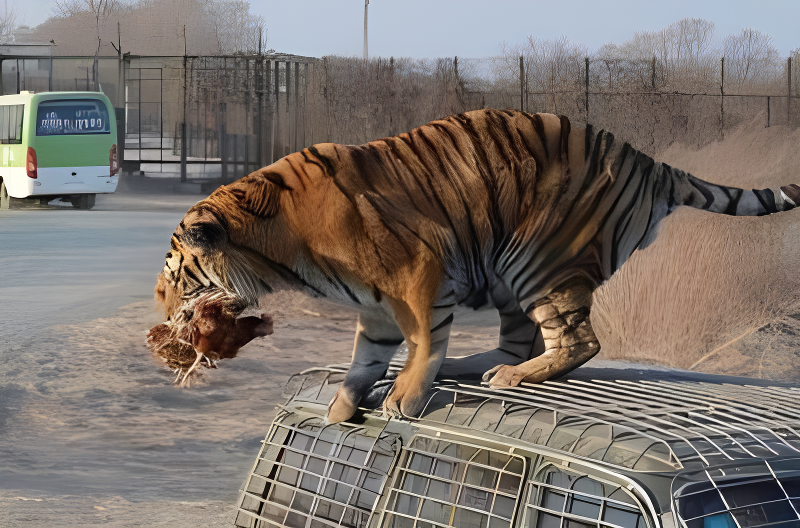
[{"x1": 236, "y1": 366, "x2": 800, "y2": 528}]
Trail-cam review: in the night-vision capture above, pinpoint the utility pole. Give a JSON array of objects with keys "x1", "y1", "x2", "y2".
[{"x1": 363, "y1": 0, "x2": 369, "y2": 60}]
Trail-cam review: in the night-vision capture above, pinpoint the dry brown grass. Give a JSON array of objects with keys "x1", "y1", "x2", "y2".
[{"x1": 592, "y1": 118, "x2": 800, "y2": 381}]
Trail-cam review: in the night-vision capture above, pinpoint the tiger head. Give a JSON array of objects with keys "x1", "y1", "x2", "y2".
[{"x1": 147, "y1": 203, "x2": 274, "y2": 379}]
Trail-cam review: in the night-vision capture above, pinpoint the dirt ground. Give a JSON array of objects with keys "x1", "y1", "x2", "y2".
[{"x1": 0, "y1": 291, "x2": 508, "y2": 527}]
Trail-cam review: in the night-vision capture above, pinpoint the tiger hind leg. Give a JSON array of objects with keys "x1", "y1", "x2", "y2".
[
  {"x1": 484, "y1": 278, "x2": 599, "y2": 388},
  {"x1": 438, "y1": 280, "x2": 544, "y2": 380}
]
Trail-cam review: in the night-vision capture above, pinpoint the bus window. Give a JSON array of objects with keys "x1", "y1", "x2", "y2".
[
  {"x1": 0, "y1": 104, "x2": 24, "y2": 144},
  {"x1": 36, "y1": 99, "x2": 110, "y2": 136}
]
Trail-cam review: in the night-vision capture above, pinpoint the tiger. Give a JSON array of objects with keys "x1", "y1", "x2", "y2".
[{"x1": 147, "y1": 109, "x2": 800, "y2": 424}]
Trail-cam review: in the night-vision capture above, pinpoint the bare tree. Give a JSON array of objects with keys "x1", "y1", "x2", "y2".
[
  {"x1": 605, "y1": 18, "x2": 719, "y2": 91},
  {"x1": 496, "y1": 35, "x2": 588, "y2": 113},
  {"x1": 0, "y1": 3, "x2": 19, "y2": 43},
  {"x1": 53, "y1": 0, "x2": 120, "y2": 62},
  {"x1": 39, "y1": 0, "x2": 266, "y2": 56},
  {"x1": 207, "y1": 0, "x2": 266, "y2": 55},
  {"x1": 723, "y1": 29, "x2": 781, "y2": 93},
  {"x1": 53, "y1": 0, "x2": 120, "y2": 40}
]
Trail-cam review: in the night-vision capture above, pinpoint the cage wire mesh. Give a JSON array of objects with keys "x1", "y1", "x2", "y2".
[
  {"x1": 235, "y1": 412, "x2": 401, "y2": 528},
  {"x1": 523, "y1": 462, "x2": 647, "y2": 528},
  {"x1": 285, "y1": 367, "x2": 800, "y2": 473},
  {"x1": 242, "y1": 368, "x2": 800, "y2": 528},
  {"x1": 380, "y1": 435, "x2": 526, "y2": 528},
  {"x1": 419, "y1": 380, "x2": 800, "y2": 471},
  {"x1": 672, "y1": 458, "x2": 800, "y2": 528}
]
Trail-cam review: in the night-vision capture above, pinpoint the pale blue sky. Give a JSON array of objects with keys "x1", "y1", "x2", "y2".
[{"x1": 11, "y1": 0, "x2": 800, "y2": 57}]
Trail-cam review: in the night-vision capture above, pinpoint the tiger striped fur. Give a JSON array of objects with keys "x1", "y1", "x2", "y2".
[{"x1": 147, "y1": 109, "x2": 800, "y2": 423}]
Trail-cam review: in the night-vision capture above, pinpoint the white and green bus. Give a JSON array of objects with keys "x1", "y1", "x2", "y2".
[{"x1": 0, "y1": 91, "x2": 119, "y2": 210}]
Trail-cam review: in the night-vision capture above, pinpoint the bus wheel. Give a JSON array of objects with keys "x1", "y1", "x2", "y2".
[
  {"x1": 0, "y1": 182, "x2": 10, "y2": 210},
  {"x1": 72, "y1": 194, "x2": 96, "y2": 210}
]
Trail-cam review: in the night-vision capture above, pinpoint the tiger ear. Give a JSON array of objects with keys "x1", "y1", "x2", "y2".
[
  {"x1": 183, "y1": 221, "x2": 228, "y2": 251},
  {"x1": 260, "y1": 170, "x2": 291, "y2": 190},
  {"x1": 237, "y1": 171, "x2": 286, "y2": 218}
]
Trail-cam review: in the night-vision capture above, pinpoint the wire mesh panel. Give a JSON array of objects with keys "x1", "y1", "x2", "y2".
[
  {"x1": 252, "y1": 367, "x2": 800, "y2": 528},
  {"x1": 419, "y1": 389, "x2": 680, "y2": 473},
  {"x1": 380, "y1": 435, "x2": 526, "y2": 528},
  {"x1": 417, "y1": 380, "x2": 800, "y2": 473},
  {"x1": 672, "y1": 458, "x2": 800, "y2": 528},
  {"x1": 236, "y1": 411, "x2": 400, "y2": 528},
  {"x1": 523, "y1": 462, "x2": 647, "y2": 528}
]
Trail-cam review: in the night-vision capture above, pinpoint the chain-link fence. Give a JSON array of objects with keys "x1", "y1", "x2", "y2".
[
  {"x1": 0, "y1": 47, "x2": 796, "y2": 181},
  {"x1": 312, "y1": 55, "x2": 797, "y2": 156}
]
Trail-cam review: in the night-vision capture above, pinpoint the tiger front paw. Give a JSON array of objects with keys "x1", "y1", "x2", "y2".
[
  {"x1": 381, "y1": 373, "x2": 428, "y2": 420},
  {"x1": 485, "y1": 341, "x2": 600, "y2": 389},
  {"x1": 326, "y1": 387, "x2": 359, "y2": 424},
  {"x1": 483, "y1": 364, "x2": 527, "y2": 388}
]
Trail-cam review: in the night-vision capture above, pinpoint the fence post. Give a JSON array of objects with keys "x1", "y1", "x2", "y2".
[
  {"x1": 303, "y1": 62, "x2": 308, "y2": 148},
  {"x1": 585, "y1": 57, "x2": 590, "y2": 123},
  {"x1": 788, "y1": 57, "x2": 793, "y2": 127},
  {"x1": 519, "y1": 55, "x2": 524, "y2": 112},
  {"x1": 274, "y1": 62, "x2": 280, "y2": 160},
  {"x1": 720, "y1": 57, "x2": 725, "y2": 139},
  {"x1": 180, "y1": 123, "x2": 187, "y2": 181},
  {"x1": 232, "y1": 134, "x2": 237, "y2": 178},
  {"x1": 767, "y1": 96, "x2": 771, "y2": 128},
  {"x1": 285, "y1": 61, "x2": 291, "y2": 156},
  {"x1": 264, "y1": 60, "x2": 272, "y2": 166},
  {"x1": 294, "y1": 62, "x2": 300, "y2": 152},
  {"x1": 244, "y1": 133, "x2": 250, "y2": 175},
  {"x1": 234, "y1": 134, "x2": 239, "y2": 178},
  {"x1": 256, "y1": 56, "x2": 262, "y2": 169},
  {"x1": 181, "y1": 55, "x2": 188, "y2": 182},
  {"x1": 220, "y1": 102, "x2": 227, "y2": 180}
]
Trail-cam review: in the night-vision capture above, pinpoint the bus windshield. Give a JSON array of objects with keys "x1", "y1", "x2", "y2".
[{"x1": 36, "y1": 99, "x2": 110, "y2": 136}]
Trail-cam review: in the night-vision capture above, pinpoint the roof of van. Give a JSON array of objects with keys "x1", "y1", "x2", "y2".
[
  {"x1": 0, "y1": 91, "x2": 112, "y2": 103},
  {"x1": 236, "y1": 362, "x2": 800, "y2": 527},
  {"x1": 284, "y1": 362, "x2": 800, "y2": 475}
]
